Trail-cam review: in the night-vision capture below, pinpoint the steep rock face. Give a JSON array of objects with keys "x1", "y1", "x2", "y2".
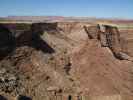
[
  {"x1": 0, "y1": 22, "x2": 58, "y2": 55},
  {"x1": 0, "y1": 23, "x2": 31, "y2": 37},
  {"x1": 99, "y1": 25, "x2": 133, "y2": 61},
  {"x1": 81, "y1": 24, "x2": 131, "y2": 60},
  {"x1": 31, "y1": 22, "x2": 58, "y2": 33},
  {"x1": 99, "y1": 25, "x2": 122, "y2": 58},
  {"x1": 0, "y1": 24, "x2": 15, "y2": 60}
]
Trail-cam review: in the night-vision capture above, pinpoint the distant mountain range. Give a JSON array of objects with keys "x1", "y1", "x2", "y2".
[{"x1": 0, "y1": 16, "x2": 133, "y2": 24}]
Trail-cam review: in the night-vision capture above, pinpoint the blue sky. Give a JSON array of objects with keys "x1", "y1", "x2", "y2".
[{"x1": 0, "y1": 0, "x2": 133, "y2": 19}]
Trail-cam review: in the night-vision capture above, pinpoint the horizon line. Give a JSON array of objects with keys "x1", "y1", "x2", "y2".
[{"x1": 0, "y1": 15, "x2": 133, "y2": 20}]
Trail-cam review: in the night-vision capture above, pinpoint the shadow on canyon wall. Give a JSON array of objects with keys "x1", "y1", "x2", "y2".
[{"x1": 0, "y1": 23, "x2": 55, "y2": 60}]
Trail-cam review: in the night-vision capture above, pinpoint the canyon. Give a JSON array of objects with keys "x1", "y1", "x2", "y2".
[{"x1": 0, "y1": 20, "x2": 133, "y2": 100}]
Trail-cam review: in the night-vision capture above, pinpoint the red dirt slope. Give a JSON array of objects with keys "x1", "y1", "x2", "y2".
[{"x1": 71, "y1": 39, "x2": 133, "y2": 96}]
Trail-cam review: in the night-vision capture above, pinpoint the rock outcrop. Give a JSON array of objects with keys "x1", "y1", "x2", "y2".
[{"x1": 99, "y1": 24, "x2": 133, "y2": 61}]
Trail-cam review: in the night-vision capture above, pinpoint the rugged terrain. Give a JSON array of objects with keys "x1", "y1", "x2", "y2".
[{"x1": 0, "y1": 19, "x2": 133, "y2": 100}]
